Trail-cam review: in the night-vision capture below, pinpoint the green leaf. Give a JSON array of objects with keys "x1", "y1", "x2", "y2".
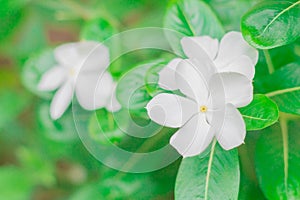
[
  {"x1": 0, "y1": 166, "x2": 33, "y2": 200},
  {"x1": 69, "y1": 164, "x2": 178, "y2": 200},
  {"x1": 16, "y1": 147, "x2": 55, "y2": 187},
  {"x1": 238, "y1": 173, "x2": 266, "y2": 200},
  {"x1": 175, "y1": 140, "x2": 239, "y2": 200},
  {"x1": 116, "y1": 61, "x2": 162, "y2": 112},
  {"x1": 204, "y1": 0, "x2": 258, "y2": 31},
  {"x1": 238, "y1": 133, "x2": 267, "y2": 200},
  {"x1": 262, "y1": 62, "x2": 300, "y2": 115},
  {"x1": 88, "y1": 109, "x2": 125, "y2": 145},
  {"x1": 0, "y1": 70, "x2": 31, "y2": 129},
  {"x1": 37, "y1": 102, "x2": 78, "y2": 141},
  {"x1": 22, "y1": 49, "x2": 56, "y2": 99},
  {"x1": 164, "y1": 0, "x2": 224, "y2": 54},
  {"x1": 255, "y1": 115, "x2": 300, "y2": 199},
  {"x1": 0, "y1": 0, "x2": 28, "y2": 41},
  {"x1": 80, "y1": 18, "x2": 117, "y2": 42},
  {"x1": 241, "y1": 1, "x2": 300, "y2": 49},
  {"x1": 239, "y1": 94, "x2": 279, "y2": 131},
  {"x1": 3, "y1": 10, "x2": 48, "y2": 62}
]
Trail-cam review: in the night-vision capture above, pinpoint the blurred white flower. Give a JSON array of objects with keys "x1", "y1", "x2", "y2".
[
  {"x1": 38, "y1": 41, "x2": 121, "y2": 120},
  {"x1": 159, "y1": 31, "x2": 258, "y2": 91},
  {"x1": 147, "y1": 59, "x2": 250, "y2": 157}
]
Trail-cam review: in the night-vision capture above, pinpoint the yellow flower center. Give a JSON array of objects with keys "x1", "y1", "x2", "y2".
[
  {"x1": 199, "y1": 105, "x2": 208, "y2": 113},
  {"x1": 69, "y1": 68, "x2": 76, "y2": 76}
]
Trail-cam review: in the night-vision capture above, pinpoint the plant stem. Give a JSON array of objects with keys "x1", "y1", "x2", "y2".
[
  {"x1": 204, "y1": 138, "x2": 217, "y2": 200},
  {"x1": 108, "y1": 112, "x2": 115, "y2": 131},
  {"x1": 263, "y1": 49, "x2": 275, "y2": 74},
  {"x1": 265, "y1": 86, "x2": 300, "y2": 97},
  {"x1": 279, "y1": 113, "x2": 289, "y2": 194}
]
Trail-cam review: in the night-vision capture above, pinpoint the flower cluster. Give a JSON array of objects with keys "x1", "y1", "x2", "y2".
[
  {"x1": 38, "y1": 32, "x2": 258, "y2": 158},
  {"x1": 146, "y1": 32, "x2": 258, "y2": 157},
  {"x1": 38, "y1": 41, "x2": 121, "y2": 120}
]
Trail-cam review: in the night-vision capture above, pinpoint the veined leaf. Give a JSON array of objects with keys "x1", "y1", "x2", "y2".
[
  {"x1": 262, "y1": 62, "x2": 300, "y2": 115},
  {"x1": 241, "y1": 0, "x2": 300, "y2": 49},
  {"x1": 239, "y1": 94, "x2": 279, "y2": 131},
  {"x1": 164, "y1": 0, "x2": 224, "y2": 54},
  {"x1": 175, "y1": 140, "x2": 239, "y2": 200},
  {"x1": 255, "y1": 115, "x2": 300, "y2": 199},
  {"x1": 116, "y1": 60, "x2": 164, "y2": 112}
]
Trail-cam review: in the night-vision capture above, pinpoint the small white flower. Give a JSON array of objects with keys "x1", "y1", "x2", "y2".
[
  {"x1": 38, "y1": 41, "x2": 121, "y2": 120},
  {"x1": 159, "y1": 31, "x2": 258, "y2": 91},
  {"x1": 147, "y1": 59, "x2": 249, "y2": 157},
  {"x1": 147, "y1": 32, "x2": 258, "y2": 157}
]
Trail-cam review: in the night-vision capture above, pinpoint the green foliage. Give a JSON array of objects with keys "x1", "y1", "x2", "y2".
[
  {"x1": 0, "y1": 0, "x2": 28, "y2": 41},
  {"x1": 0, "y1": 69, "x2": 31, "y2": 129},
  {"x1": 0, "y1": 166, "x2": 33, "y2": 200},
  {"x1": 69, "y1": 163, "x2": 178, "y2": 200},
  {"x1": 241, "y1": 1, "x2": 300, "y2": 49},
  {"x1": 204, "y1": 0, "x2": 259, "y2": 31},
  {"x1": 164, "y1": 0, "x2": 224, "y2": 53},
  {"x1": 255, "y1": 116, "x2": 300, "y2": 199},
  {"x1": 239, "y1": 94, "x2": 279, "y2": 131},
  {"x1": 175, "y1": 141, "x2": 239, "y2": 200},
  {"x1": 1, "y1": 0, "x2": 300, "y2": 199},
  {"x1": 88, "y1": 109, "x2": 125, "y2": 145},
  {"x1": 37, "y1": 102, "x2": 78, "y2": 141},
  {"x1": 260, "y1": 62, "x2": 300, "y2": 115},
  {"x1": 116, "y1": 61, "x2": 161, "y2": 112},
  {"x1": 81, "y1": 18, "x2": 117, "y2": 42},
  {"x1": 22, "y1": 49, "x2": 56, "y2": 99}
]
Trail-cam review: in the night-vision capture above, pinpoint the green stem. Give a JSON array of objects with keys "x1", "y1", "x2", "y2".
[
  {"x1": 265, "y1": 86, "x2": 300, "y2": 97},
  {"x1": 279, "y1": 113, "x2": 289, "y2": 195},
  {"x1": 204, "y1": 138, "x2": 217, "y2": 200},
  {"x1": 108, "y1": 112, "x2": 115, "y2": 131},
  {"x1": 263, "y1": 49, "x2": 275, "y2": 74}
]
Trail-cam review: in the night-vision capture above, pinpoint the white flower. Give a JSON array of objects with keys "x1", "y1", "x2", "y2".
[
  {"x1": 38, "y1": 41, "x2": 121, "y2": 120},
  {"x1": 159, "y1": 31, "x2": 258, "y2": 91},
  {"x1": 146, "y1": 32, "x2": 258, "y2": 157},
  {"x1": 147, "y1": 59, "x2": 249, "y2": 157}
]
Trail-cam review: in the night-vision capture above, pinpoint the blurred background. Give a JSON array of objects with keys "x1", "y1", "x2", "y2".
[
  {"x1": 0, "y1": 0, "x2": 181, "y2": 199},
  {"x1": 2, "y1": 0, "x2": 289, "y2": 199}
]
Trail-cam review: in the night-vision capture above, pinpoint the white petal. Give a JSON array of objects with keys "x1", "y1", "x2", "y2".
[
  {"x1": 209, "y1": 72, "x2": 253, "y2": 108},
  {"x1": 54, "y1": 41, "x2": 109, "y2": 71},
  {"x1": 216, "y1": 104, "x2": 246, "y2": 150},
  {"x1": 75, "y1": 71, "x2": 113, "y2": 110},
  {"x1": 214, "y1": 31, "x2": 258, "y2": 69},
  {"x1": 219, "y1": 55, "x2": 255, "y2": 80},
  {"x1": 181, "y1": 36, "x2": 219, "y2": 60},
  {"x1": 105, "y1": 82, "x2": 122, "y2": 112},
  {"x1": 50, "y1": 81, "x2": 73, "y2": 120},
  {"x1": 146, "y1": 93, "x2": 198, "y2": 128},
  {"x1": 175, "y1": 59, "x2": 209, "y2": 104},
  {"x1": 38, "y1": 66, "x2": 66, "y2": 91},
  {"x1": 181, "y1": 36, "x2": 218, "y2": 61},
  {"x1": 158, "y1": 58, "x2": 182, "y2": 90},
  {"x1": 170, "y1": 114, "x2": 214, "y2": 157}
]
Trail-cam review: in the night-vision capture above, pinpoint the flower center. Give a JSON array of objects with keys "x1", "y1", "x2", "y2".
[
  {"x1": 199, "y1": 105, "x2": 208, "y2": 113},
  {"x1": 69, "y1": 68, "x2": 76, "y2": 76}
]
